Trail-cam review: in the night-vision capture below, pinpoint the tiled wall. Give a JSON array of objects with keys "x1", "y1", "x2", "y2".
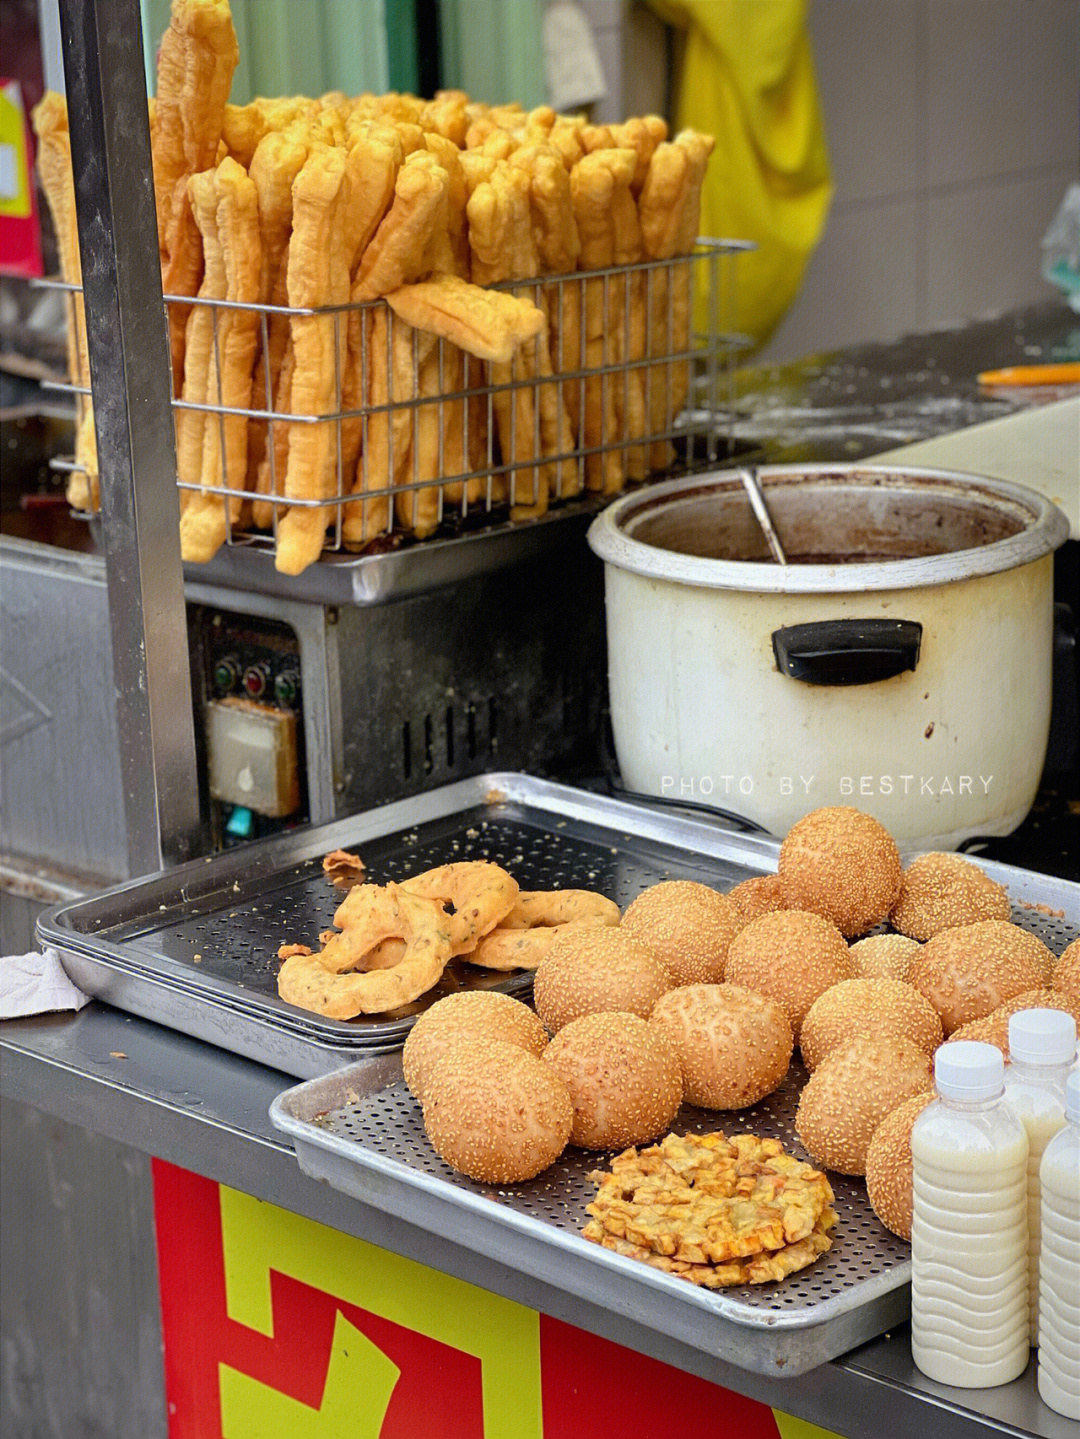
[
  {"x1": 576, "y1": 0, "x2": 1079, "y2": 361},
  {"x1": 764, "y1": 0, "x2": 1080, "y2": 360},
  {"x1": 579, "y1": 0, "x2": 668, "y2": 121}
]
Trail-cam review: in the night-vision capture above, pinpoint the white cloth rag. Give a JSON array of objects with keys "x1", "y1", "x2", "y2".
[{"x1": 0, "y1": 948, "x2": 91, "y2": 1018}]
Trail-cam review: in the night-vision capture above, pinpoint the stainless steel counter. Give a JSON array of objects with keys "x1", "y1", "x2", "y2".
[{"x1": 2, "y1": 1004, "x2": 1075, "y2": 1439}]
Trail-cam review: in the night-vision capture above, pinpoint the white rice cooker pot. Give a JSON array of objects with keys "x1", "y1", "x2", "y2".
[{"x1": 587, "y1": 466, "x2": 1070, "y2": 850}]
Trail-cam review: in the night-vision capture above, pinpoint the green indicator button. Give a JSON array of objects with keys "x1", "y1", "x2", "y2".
[
  {"x1": 274, "y1": 671, "x2": 298, "y2": 705},
  {"x1": 213, "y1": 658, "x2": 238, "y2": 693}
]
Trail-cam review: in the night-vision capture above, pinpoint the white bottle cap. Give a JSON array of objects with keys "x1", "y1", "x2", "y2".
[
  {"x1": 1066, "y1": 1070, "x2": 1080, "y2": 1124},
  {"x1": 935, "y1": 1041, "x2": 1004, "y2": 1101},
  {"x1": 1008, "y1": 1008, "x2": 1077, "y2": 1066}
]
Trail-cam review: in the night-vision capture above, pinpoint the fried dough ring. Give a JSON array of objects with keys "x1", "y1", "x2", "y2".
[
  {"x1": 316, "y1": 883, "x2": 416, "y2": 974},
  {"x1": 398, "y1": 861, "x2": 519, "y2": 954},
  {"x1": 466, "y1": 890, "x2": 620, "y2": 971},
  {"x1": 501, "y1": 890, "x2": 621, "y2": 929},
  {"x1": 277, "y1": 885, "x2": 452, "y2": 1016},
  {"x1": 467, "y1": 921, "x2": 588, "y2": 972}
]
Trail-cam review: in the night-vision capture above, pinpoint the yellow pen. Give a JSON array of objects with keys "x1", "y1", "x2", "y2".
[{"x1": 977, "y1": 363, "x2": 1080, "y2": 386}]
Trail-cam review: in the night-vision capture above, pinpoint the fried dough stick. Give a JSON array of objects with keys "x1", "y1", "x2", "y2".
[
  {"x1": 273, "y1": 148, "x2": 354, "y2": 575},
  {"x1": 32, "y1": 94, "x2": 98, "y2": 511},
  {"x1": 596, "y1": 149, "x2": 649, "y2": 480},
  {"x1": 385, "y1": 275, "x2": 547, "y2": 535},
  {"x1": 342, "y1": 152, "x2": 449, "y2": 544},
  {"x1": 468, "y1": 167, "x2": 547, "y2": 515},
  {"x1": 385, "y1": 276, "x2": 546, "y2": 365},
  {"x1": 253, "y1": 121, "x2": 399, "y2": 539},
  {"x1": 180, "y1": 158, "x2": 262, "y2": 562},
  {"x1": 471, "y1": 161, "x2": 581, "y2": 514},
  {"x1": 638, "y1": 131, "x2": 714, "y2": 471},
  {"x1": 174, "y1": 171, "x2": 221, "y2": 520},
  {"x1": 508, "y1": 144, "x2": 583, "y2": 497},
  {"x1": 221, "y1": 96, "x2": 315, "y2": 168},
  {"x1": 251, "y1": 249, "x2": 294, "y2": 531},
  {"x1": 151, "y1": 0, "x2": 239, "y2": 391},
  {"x1": 393, "y1": 133, "x2": 487, "y2": 536},
  {"x1": 245, "y1": 127, "x2": 309, "y2": 512},
  {"x1": 419, "y1": 91, "x2": 469, "y2": 148},
  {"x1": 611, "y1": 116, "x2": 669, "y2": 197},
  {"x1": 570, "y1": 149, "x2": 637, "y2": 494},
  {"x1": 334, "y1": 123, "x2": 405, "y2": 501}
]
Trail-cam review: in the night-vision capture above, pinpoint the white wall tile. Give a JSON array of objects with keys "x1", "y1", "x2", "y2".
[
  {"x1": 809, "y1": 0, "x2": 926, "y2": 202},
  {"x1": 591, "y1": 24, "x2": 625, "y2": 123},
  {"x1": 760, "y1": 197, "x2": 927, "y2": 361},
  {"x1": 574, "y1": 0, "x2": 625, "y2": 28},
  {"x1": 927, "y1": 0, "x2": 1080, "y2": 187},
  {"x1": 926, "y1": 168, "x2": 1074, "y2": 324},
  {"x1": 622, "y1": 3, "x2": 669, "y2": 120}
]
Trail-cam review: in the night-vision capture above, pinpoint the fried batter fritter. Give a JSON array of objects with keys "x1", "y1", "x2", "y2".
[
  {"x1": 586, "y1": 1132, "x2": 834, "y2": 1267},
  {"x1": 582, "y1": 1214, "x2": 836, "y2": 1288}
]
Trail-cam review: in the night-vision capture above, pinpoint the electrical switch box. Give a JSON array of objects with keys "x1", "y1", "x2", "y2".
[{"x1": 205, "y1": 698, "x2": 300, "y2": 818}]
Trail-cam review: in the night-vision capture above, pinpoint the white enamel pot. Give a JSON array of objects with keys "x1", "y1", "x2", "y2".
[{"x1": 587, "y1": 466, "x2": 1070, "y2": 849}]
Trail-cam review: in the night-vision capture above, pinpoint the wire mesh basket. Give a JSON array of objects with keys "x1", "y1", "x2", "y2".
[{"x1": 41, "y1": 239, "x2": 750, "y2": 563}]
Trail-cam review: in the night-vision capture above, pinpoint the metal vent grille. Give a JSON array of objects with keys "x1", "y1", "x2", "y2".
[{"x1": 401, "y1": 698, "x2": 499, "y2": 782}]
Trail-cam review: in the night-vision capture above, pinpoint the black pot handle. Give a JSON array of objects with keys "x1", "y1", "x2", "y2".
[{"x1": 772, "y1": 619, "x2": 923, "y2": 686}]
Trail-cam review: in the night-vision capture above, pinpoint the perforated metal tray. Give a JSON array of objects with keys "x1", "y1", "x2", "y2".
[
  {"x1": 40, "y1": 773, "x2": 1080, "y2": 1080},
  {"x1": 271, "y1": 1052, "x2": 919, "y2": 1377},
  {"x1": 253, "y1": 774, "x2": 1078, "y2": 1377},
  {"x1": 37, "y1": 773, "x2": 792, "y2": 1075}
]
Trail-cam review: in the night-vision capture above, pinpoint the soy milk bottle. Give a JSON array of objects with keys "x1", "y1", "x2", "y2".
[
  {"x1": 911, "y1": 1042, "x2": 1030, "y2": 1388},
  {"x1": 1002, "y1": 1009, "x2": 1076, "y2": 1343},
  {"x1": 1038, "y1": 1069, "x2": 1080, "y2": 1421}
]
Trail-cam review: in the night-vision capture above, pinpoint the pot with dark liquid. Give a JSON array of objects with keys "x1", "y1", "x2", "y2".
[{"x1": 588, "y1": 466, "x2": 1069, "y2": 848}]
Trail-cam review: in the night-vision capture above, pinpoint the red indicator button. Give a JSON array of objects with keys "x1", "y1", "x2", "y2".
[{"x1": 242, "y1": 664, "x2": 269, "y2": 698}]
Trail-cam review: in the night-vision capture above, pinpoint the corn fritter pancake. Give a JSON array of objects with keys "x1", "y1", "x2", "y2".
[
  {"x1": 582, "y1": 1214, "x2": 836, "y2": 1288},
  {"x1": 586, "y1": 1132, "x2": 835, "y2": 1267}
]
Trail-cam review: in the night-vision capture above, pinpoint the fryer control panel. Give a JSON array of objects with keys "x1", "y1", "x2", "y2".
[{"x1": 189, "y1": 607, "x2": 309, "y2": 848}]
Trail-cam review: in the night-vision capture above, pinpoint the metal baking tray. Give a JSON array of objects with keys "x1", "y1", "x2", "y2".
[
  {"x1": 40, "y1": 774, "x2": 1080, "y2": 1371},
  {"x1": 271, "y1": 1053, "x2": 916, "y2": 1377},
  {"x1": 262, "y1": 783, "x2": 1078, "y2": 1376},
  {"x1": 37, "y1": 772, "x2": 785, "y2": 1076},
  {"x1": 39, "y1": 773, "x2": 1080, "y2": 1080}
]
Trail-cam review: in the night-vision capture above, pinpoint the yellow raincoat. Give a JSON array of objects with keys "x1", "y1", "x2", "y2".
[{"x1": 647, "y1": 0, "x2": 833, "y2": 347}]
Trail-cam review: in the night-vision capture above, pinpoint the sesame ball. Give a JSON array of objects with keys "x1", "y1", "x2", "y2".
[
  {"x1": 799, "y1": 978, "x2": 943, "y2": 1071},
  {"x1": 890, "y1": 852, "x2": 1011, "y2": 940},
  {"x1": 779, "y1": 806, "x2": 902, "y2": 938},
  {"x1": 648, "y1": 983, "x2": 792, "y2": 1109},
  {"x1": 795, "y1": 1034, "x2": 932, "y2": 1176},
  {"x1": 403, "y1": 990, "x2": 548, "y2": 1105},
  {"x1": 1054, "y1": 938, "x2": 1080, "y2": 1006},
  {"x1": 725, "y1": 910, "x2": 854, "y2": 1038},
  {"x1": 865, "y1": 1091, "x2": 936, "y2": 1240},
  {"x1": 909, "y1": 921, "x2": 1052, "y2": 1034},
  {"x1": 849, "y1": 934, "x2": 922, "y2": 983},
  {"x1": 543, "y1": 1011, "x2": 682, "y2": 1149},
  {"x1": 621, "y1": 880, "x2": 740, "y2": 986},
  {"x1": 944, "y1": 987, "x2": 1080, "y2": 1058},
  {"x1": 533, "y1": 926, "x2": 670, "y2": 1033},
  {"x1": 423, "y1": 1037, "x2": 572, "y2": 1182},
  {"x1": 726, "y1": 874, "x2": 786, "y2": 933}
]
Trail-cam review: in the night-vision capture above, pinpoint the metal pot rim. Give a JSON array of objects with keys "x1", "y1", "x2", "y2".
[{"x1": 586, "y1": 464, "x2": 1070, "y2": 593}]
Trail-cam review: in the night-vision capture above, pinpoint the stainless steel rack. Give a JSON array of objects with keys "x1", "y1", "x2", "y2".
[
  {"x1": 43, "y1": 240, "x2": 751, "y2": 554},
  {"x1": 45, "y1": 0, "x2": 756, "y2": 870}
]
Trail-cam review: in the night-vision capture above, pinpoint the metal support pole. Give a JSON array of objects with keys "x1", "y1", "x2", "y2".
[{"x1": 58, "y1": 0, "x2": 201, "y2": 872}]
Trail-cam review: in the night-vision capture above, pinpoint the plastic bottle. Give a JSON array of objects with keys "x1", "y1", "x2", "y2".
[
  {"x1": 911, "y1": 1041, "x2": 1030, "y2": 1388},
  {"x1": 1038, "y1": 1068, "x2": 1080, "y2": 1420},
  {"x1": 1002, "y1": 1009, "x2": 1076, "y2": 1343}
]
